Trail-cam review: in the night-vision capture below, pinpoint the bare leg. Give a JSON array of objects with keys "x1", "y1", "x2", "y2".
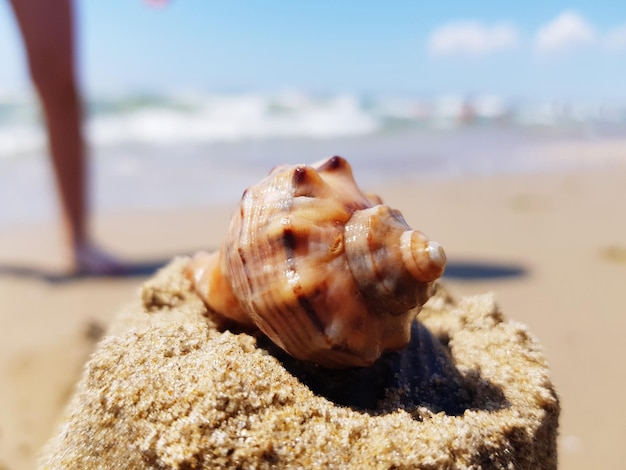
[{"x1": 10, "y1": 0, "x2": 123, "y2": 274}]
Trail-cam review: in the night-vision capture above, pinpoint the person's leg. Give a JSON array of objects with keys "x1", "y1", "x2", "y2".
[
  {"x1": 10, "y1": 0, "x2": 123, "y2": 273},
  {"x1": 10, "y1": 0, "x2": 86, "y2": 252}
]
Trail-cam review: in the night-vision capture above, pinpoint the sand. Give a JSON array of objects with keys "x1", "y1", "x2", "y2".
[
  {"x1": 0, "y1": 156, "x2": 625, "y2": 469},
  {"x1": 39, "y1": 258, "x2": 558, "y2": 469}
]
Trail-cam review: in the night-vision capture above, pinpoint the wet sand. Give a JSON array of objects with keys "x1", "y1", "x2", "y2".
[{"x1": 0, "y1": 160, "x2": 625, "y2": 469}]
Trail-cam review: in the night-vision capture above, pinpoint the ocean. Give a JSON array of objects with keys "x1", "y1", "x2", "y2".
[{"x1": 1, "y1": 90, "x2": 625, "y2": 228}]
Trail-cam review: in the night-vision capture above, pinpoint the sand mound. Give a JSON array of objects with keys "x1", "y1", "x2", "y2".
[{"x1": 40, "y1": 258, "x2": 559, "y2": 469}]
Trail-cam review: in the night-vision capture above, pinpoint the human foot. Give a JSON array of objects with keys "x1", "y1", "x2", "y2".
[{"x1": 74, "y1": 242, "x2": 127, "y2": 276}]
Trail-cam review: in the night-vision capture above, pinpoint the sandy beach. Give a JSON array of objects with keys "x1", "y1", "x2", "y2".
[{"x1": 0, "y1": 152, "x2": 625, "y2": 468}]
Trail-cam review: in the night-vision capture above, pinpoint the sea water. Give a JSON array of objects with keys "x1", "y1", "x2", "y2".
[{"x1": 1, "y1": 90, "x2": 625, "y2": 228}]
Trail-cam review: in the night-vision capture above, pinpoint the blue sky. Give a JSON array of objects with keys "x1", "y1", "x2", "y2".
[{"x1": 1, "y1": 1, "x2": 626, "y2": 100}]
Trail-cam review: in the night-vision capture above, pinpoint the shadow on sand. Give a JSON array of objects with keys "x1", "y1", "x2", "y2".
[
  {"x1": 262, "y1": 321, "x2": 508, "y2": 415},
  {"x1": 443, "y1": 260, "x2": 527, "y2": 281},
  {"x1": 1, "y1": 258, "x2": 528, "y2": 285},
  {"x1": 0, "y1": 258, "x2": 173, "y2": 284}
]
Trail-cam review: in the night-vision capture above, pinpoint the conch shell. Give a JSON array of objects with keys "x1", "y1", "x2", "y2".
[{"x1": 186, "y1": 156, "x2": 446, "y2": 368}]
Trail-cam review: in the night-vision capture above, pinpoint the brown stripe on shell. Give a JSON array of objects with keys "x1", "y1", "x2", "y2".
[
  {"x1": 265, "y1": 180, "x2": 313, "y2": 352},
  {"x1": 249, "y1": 271, "x2": 315, "y2": 354},
  {"x1": 296, "y1": 292, "x2": 326, "y2": 337},
  {"x1": 255, "y1": 284, "x2": 314, "y2": 354},
  {"x1": 254, "y1": 290, "x2": 325, "y2": 361},
  {"x1": 246, "y1": 220, "x2": 325, "y2": 357},
  {"x1": 282, "y1": 227, "x2": 298, "y2": 253}
]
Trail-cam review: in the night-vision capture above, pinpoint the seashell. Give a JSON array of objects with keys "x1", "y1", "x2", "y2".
[{"x1": 186, "y1": 156, "x2": 446, "y2": 368}]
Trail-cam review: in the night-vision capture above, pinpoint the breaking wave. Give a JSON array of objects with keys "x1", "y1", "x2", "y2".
[{"x1": 1, "y1": 89, "x2": 625, "y2": 159}]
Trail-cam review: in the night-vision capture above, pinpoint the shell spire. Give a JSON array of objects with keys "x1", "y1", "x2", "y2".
[
  {"x1": 343, "y1": 205, "x2": 446, "y2": 319},
  {"x1": 186, "y1": 156, "x2": 446, "y2": 368}
]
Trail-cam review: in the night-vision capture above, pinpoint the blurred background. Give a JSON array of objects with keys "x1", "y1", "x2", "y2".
[
  {"x1": 0, "y1": 2, "x2": 625, "y2": 469},
  {"x1": 1, "y1": 1, "x2": 625, "y2": 226}
]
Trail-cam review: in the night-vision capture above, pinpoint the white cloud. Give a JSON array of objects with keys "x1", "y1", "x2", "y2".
[
  {"x1": 428, "y1": 21, "x2": 519, "y2": 58},
  {"x1": 604, "y1": 24, "x2": 626, "y2": 51},
  {"x1": 534, "y1": 11, "x2": 596, "y2": 53}
]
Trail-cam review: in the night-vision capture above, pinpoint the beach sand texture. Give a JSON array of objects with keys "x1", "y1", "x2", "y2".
[
  {"x1": 39, "y1": 258, "x2": 558, "y2": 469},
  {"x1": 0, "y1": 155, "x2": 624, "y2": 469}
]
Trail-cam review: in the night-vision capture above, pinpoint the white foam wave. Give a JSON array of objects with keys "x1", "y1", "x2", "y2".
[
  {"x1": 1, "y1": 90, "x2": 625, "y2": 160},
  {"x1": 88, "y1": 92, "x2": 379, "y2": 147}
]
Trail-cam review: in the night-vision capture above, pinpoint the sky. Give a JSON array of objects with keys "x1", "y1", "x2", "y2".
[{"x1": 1, "y1": 1, "x2": 626, "y2": 101}]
